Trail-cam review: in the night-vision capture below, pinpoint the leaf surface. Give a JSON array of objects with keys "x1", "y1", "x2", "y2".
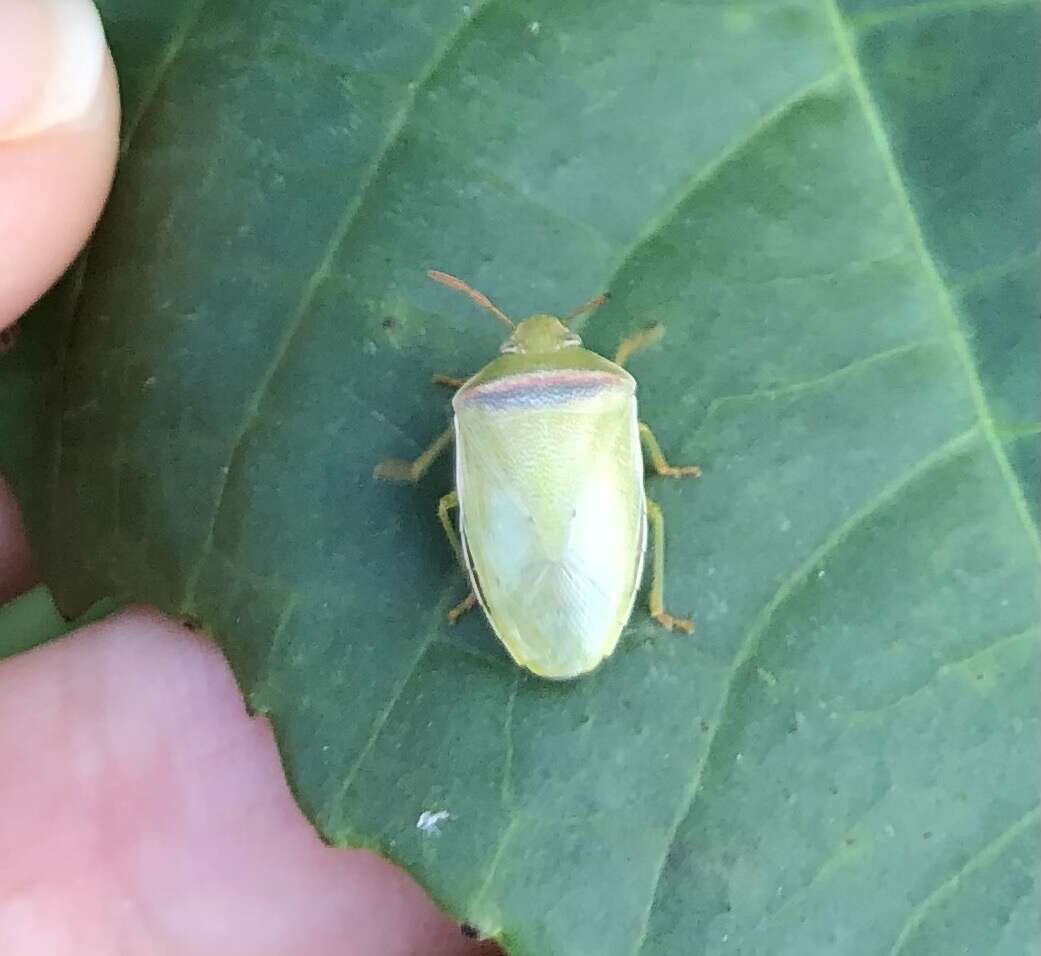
[{"x1": 25, "y1": 1, "x2": 1041, "y2": 953}]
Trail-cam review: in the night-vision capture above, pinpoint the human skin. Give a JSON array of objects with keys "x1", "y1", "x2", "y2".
[{"x1": 0, "y1": 1, "x2": 496, "y2": 952}]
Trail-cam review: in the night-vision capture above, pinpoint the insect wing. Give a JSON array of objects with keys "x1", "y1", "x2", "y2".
[{"x1": 454, "y1": 371, "x2": 645, "y2": 678}]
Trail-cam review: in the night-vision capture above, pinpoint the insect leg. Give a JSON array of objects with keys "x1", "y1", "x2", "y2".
[
  {"x1": 613, "y1": 324, "x2": 665, "y2": 367},
  {"x1": 437, "y1": 491, "x2": 478, "y2": 623},
  {"x1": 645, "y1": 497, "x2": 694, "y2": 633},
  {"x1": 639, "y1": 423, "x2": 701, "y2": 478},
  {"x1": 437, "y1": 490, "x2": 465, "y2": 568},
  {"x1": 431, "y1": 373, "x2": 466, "y2": 389},
  {"x1": 374, "y1": 426, "x2": 453, "y2": 483},
  {"x1": 448, "y1": 591, "x2": 477, "y2": 624}
]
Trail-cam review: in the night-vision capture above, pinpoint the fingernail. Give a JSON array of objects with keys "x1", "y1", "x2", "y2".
[{"x1": 0, "y1": 0, "x2": 107, "y2": 141}]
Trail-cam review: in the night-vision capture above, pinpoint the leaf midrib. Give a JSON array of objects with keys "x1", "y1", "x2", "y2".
[
  {"x1": 821, "y1": 0, "x2": 1039, "y2": 552},
  {"x1": 628, "y1": 1, "x2": 1039, "y2": 950}
]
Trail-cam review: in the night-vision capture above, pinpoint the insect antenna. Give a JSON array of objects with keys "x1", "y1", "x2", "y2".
[
  {"x1": 564, "y1": 291, "x2": 609, "y2": 324},
  {"x1": 427, "y1": 270, "x2": 514, "y2": 328}
]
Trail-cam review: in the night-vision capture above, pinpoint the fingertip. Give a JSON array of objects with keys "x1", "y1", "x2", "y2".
[
  {"x1": 0, "y1": 612, "x2": 500, "y2": 954},
  {"x1": 0, "y1": 0, "x2": 120, "y2": 328}
]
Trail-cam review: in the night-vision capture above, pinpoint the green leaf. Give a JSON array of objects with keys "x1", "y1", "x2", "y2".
[
  {"x1": 0, "y1": 585, "x2": 118, "y2": 660},
  {"x1": 33, "y1": 1, "x2": 1041, "y2": 953},
  {"x1": 0, "y1": 586, "x2": 68, "y2": 659},
  {"x1": 0, "y1": 280, "x2": 73, "y2": 538}
]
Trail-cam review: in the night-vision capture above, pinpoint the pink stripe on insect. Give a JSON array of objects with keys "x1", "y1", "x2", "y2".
[{"x1": 458, "y1": 370, "x2": 627, "y2": 406}]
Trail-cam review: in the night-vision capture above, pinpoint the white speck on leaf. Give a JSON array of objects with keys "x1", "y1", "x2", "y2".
[
  {"x1": 529, "y1": 20, "x2": 541, "y2": 34},
  {"x1": 417, "y1": 810, "x2": 451, "y2": 835}
]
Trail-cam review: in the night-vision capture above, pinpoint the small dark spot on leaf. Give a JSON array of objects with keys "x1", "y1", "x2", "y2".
[
  {"x1": 923, "y1": 831, "x2": 932, "y2": 840},
  {"x1": 382, "y1": 316, "x2": 396, "y2": 329},
  {"x1": 700, "y1": 719, "x2": 710, "y2": 732},
  {"x1": 461, "y1": 923, "x2": 481, "y2": 938},
  {"x1": 845, "y1": 836, "x2": 856, "y2": 846},
  {"x1": 828, "y1": 783, "x2": 839, "y2": 796},
  {"x1": 182, "y1": 615, "x2": 202, "y2": 631},
  {"x1": 975, "y1": 672, "x2": 984, "y2": 680}
]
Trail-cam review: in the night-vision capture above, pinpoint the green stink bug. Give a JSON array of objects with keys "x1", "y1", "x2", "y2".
[{"x1": 376, "y1": 271, "x2": 699, "y2": 680}]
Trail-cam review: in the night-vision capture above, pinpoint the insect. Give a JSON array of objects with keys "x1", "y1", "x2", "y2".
[{"x1": 375, "y1": 271, "x2": 700, "y2": 680}]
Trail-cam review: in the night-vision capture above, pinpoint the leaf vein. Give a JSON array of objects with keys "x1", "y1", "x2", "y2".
[
  {"x1": 593, "y1": 68, "x2": 843, "y2": 312},
  {"x1": 180, "y1": 0, "x2": 499, "y2": 610},
  {"x1": 996, "y1": 422, "x2": 1041, "y2": 440},
  {"x1": 324, "y1": 583, "x2": 458, "y2": 830},
  {"x1": 886, "y1": 805, "x2": 1041, "y2": 956},
  {"x1": 849, "y1": 0, "x2": 1034, "y2": 31},
  {"x1": 470, "y1": 814, "x2": 522, "y2": 925},
  {"x1": 846, "y1": 626, "x2": 1040, "y2": 723},
  {"x1": 730, "y1": 625, "x2": 1039, "y2": 946},
  {"x1": 684, "y1": 338, "x2": 950, "y2": 439},
  {"x1": 951, "y1": 243, "x2": 1041, "y2": 297},
  {"x1": 500, "y1": 672, "x2": 520, "y2": 808},
  {"x1": 823, "y1": 0, "x2": 1040, "y2": 548},
  {"x1": 50, "y1": 0, "x2": 213, "y2": 558},
  {"x1": 120, "y1": 0, "x2": 213, "y2": 150},
  {"x1": 249, "y1": 593, "x2": 301, "y2": 712},
  {"x1": 632, "y1": 425, "x2": 980, "y2": 955}
]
